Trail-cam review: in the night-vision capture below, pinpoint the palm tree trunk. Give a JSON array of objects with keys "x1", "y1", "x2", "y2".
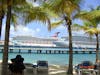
[
  {"x1": 64, "y1": 16, "x2": 73, "y2": 75},
  {"x1": 0, "y1": 17, "x2": 3, "y2": 39},
  {"x1": 95, "y1": 33, "x2": 99, "y2": 63},
  {"x1": 1, "y1": 0, "x2": 12, "y2": 75}
]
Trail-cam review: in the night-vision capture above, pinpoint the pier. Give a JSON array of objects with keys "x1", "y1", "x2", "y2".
[{"x1": 0, "y1": 45, "x2": 98, "y2": 54}]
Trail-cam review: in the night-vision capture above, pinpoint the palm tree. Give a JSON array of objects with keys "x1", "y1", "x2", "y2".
[
  {"x1": 1, "y1": 1, "x2": 52, "y2": 75},
  {"x1": 74, "y1": 6, "x2": 100, "y2": 63},
  {"x1": 86, "y1": 28, "x2": 100, "y2": 63},
  {"x1": 1, "y1": 0, "x2": 12, "y2": 75},
  {"x1": 43, "y1": 0, "x2": 81, "y2": 75},
  {"x1": 1, "y1": 0, "x2": 29, "y2": 75},
  {"x1": 73, "y1": 23, "x2": 100, "y2": 75}
]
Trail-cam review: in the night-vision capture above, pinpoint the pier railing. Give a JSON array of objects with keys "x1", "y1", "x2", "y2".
[{"x1": 0, "y1": 45, "x2": 98, "y2": 54}]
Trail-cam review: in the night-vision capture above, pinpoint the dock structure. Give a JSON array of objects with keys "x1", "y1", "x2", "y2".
[{"x1": 0, "y1": 45, "x2": 98, "y2": 54}]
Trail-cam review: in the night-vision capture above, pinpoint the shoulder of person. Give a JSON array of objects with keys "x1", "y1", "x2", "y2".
[
  {"x1": 11, "y1": 58, "x2": 15, "y2": 62},
  {"x1": 21, "y1": 58, "x2": 24, "y2": 60}
]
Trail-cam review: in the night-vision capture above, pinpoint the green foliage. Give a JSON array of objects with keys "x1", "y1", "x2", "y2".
[
  {"x1": 72, "y1": 24, "x2": 82, "y2": 31},
  {"x1": 24, "y1": 6, "x2": 49, "y2": 24},
  {"x1": 74, "y1": 5, "x2": 100, "y2": 36},
  {"x1": 45, "y1": 0, "x2": 80, "y2": 17},
  {"x1": 51, "y1": 20, "x2": 64, "y2": 29},
  {"x1": 85, "y1": 28, "x2": 100, "y2": 35},
  {"x1": 11, "y1": 13, "x2": 17, "y2": 25},
  {"x1": 75, "y1": 10, "x2": 100, "y2": 22},
  {"x1": 13, "y1": 0, "x2": 27, "y2": 5}
]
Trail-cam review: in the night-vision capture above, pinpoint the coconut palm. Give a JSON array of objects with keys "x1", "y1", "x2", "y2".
[
  {"x1": 43, "y1": 0, "x2": 82, "y2": 75},
  {"x1": 1, "y1": 1, "x2": 52, "y2": 75},
  {"x1": 74, "y1": 6, "x2": 100, "y2": 63},
  {"x1": 1, "y1": 0, "x2": 30, "y2": 75},
  {"x1": 74, "y1": 22, "x2": 100, "y2": 62},
  {"x1": 1, "y1": 0, "x2": 12, "y2": 75},
  {"x1": 86, "y1": 28, "x2": 100, "y2": 63}
]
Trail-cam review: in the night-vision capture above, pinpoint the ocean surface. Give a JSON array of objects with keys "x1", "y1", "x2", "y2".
[{"x1": 0, "y1": 53, "x2": 96, "y2": 65}]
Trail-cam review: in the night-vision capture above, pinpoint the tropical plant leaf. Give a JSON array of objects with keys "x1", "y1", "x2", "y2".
[
  {"x1": 85, "y1": 28, "x2": 100, "y2": 35},
  {"x1": 46, "y1": 0, "x2": 80, "y2": 17},
  {"x1": 51, "y1": 20, "x2": 64, "y2": 29},
  {"x1": 11, "y1": 13, "x2": 17, "y2": 24},
  {"x1": 75, "y1": 10, "x2": 100, "y2": 21},
  {"x1": 72, "y1": 24, "x2": 82, "y2": 31}
]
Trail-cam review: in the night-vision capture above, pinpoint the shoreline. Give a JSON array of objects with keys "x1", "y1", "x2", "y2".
[{"x1": 0, "y1": 53, "x2": 96, "y2": 65}]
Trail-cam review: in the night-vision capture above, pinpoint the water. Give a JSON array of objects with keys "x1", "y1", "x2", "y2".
[{"x1": 0, "y1": 53, "x2": 96, "y2": 65}]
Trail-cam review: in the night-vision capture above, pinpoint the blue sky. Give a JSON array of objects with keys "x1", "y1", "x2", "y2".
[{"x1": 1, "y1": 0, "x2": 100, "y2": 40}]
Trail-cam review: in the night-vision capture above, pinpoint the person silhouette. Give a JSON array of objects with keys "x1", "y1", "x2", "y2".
[{"x1": 9, "y1": 55, "x2": 25, "y2": 75}]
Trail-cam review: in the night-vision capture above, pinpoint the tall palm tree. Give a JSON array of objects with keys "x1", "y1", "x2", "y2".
[
  {"x1": 74, "y1": 6, "x2": 100, "y2": 63},
  {"x1": 86, "y1": 28, "x2": 100, "y2": 63},
  {"x1": 1, "y1": 0, "x2": 12, "y2": 75},
  {"x1": 1, "y1": 0, "x2": 30, "y2": 75},
  {"x1": 43, "y1": 0, "x2": 81, "y2": 75},
  {"x1": 74, "y1": 23, "x2": 100, "y2": 62}
]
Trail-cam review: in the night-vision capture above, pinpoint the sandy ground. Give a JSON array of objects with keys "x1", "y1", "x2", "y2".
[
  {"x1": 0, "y1": 64, "x2": 71, "y2": 75},
  {"x1": 24, "y1": 64, "x2": 68, "y2": 75}
]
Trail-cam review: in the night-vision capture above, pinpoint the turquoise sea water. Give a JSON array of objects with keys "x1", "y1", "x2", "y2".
[{"x1": 0, "y1": 53, "x2": 96, "y2": 65}]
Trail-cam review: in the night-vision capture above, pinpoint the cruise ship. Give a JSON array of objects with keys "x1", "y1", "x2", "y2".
[
  {"x1": 0, "y1": 35, "x2": 100, "y2": 50},
  {"x1": 53, "y1": 36, "x2": 100, "y2": 49},
  {"x1": 11, "y1": 35, "x2": 57, "y2": 47}
]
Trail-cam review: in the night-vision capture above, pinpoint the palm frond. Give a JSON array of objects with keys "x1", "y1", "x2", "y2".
[
  {"x1": 72, "y1": 24, "x2": 82, "y2": 31},
  {"x1": 25, "y1": 7, "x2": 49, "y2": 23},
  {"x1": 42, "y1": 3, "x2": 58, "y2": 18},
  {"x1": 47, "y1": 0, "x2": 79, "y2": 16},
  {"x1": 13, "y1": 0, "x2": 27, "y2": 5},
  {"x1": 85, "y1": 28, "x2": 100, "y2": 35},
  {"x1": 96, "y1": 6, "x2": 100, "y2": 10},
  {"x1": 51, "y1": 20, "x2": 64, "y2": 29},
  {"x1": 75, "y1": 10, "x2": 100, "y2": 21},
  {"x1": 11, "y1": 13, "x2": 18, "y2": 30},
  {"x1": 11, "y1": 13, "x2": 18, "y2": 25}
]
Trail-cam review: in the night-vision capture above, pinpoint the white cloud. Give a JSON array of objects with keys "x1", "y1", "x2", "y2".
[
  {"x1": 36, "y1": 28, "x2": 40, "y2": 32},
  {"x1": 13, "y1": 25, "x2": 36, "y2": 36},
  {"x1": 1, "y1": 24, "x2": 41, "y2": 40},
  {"x1": 33, "y1": 2, "x2": 39, "y2": 7}
]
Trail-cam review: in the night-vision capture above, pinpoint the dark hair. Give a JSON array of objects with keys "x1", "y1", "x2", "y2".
[{"x1": 16, "y1": 55, "x2": 22, "y2": 59}]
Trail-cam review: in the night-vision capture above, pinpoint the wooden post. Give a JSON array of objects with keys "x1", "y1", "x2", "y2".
[
  {"x1": 19, "y1": 49, "x2": 21, "y2": 53},
  {"x1": 46, "y1": 50, "x2": 48, "y2": 54},
  {"x1": 10, "y1": 49, "x2": 13, "y2": 53},
  {"x1": 49, "y1": 50, "x2": 51, "y2": 54},
  {"x1": 28, "y1": 50, "x2": 31, "y2": 53},
  {"x1": 75, "y1": 51, "x2": 78, "y2": 54},
  {"x1": 89, "y1": 51, "x2": 92, "y2": 54},
  {"x1": 58, "y1": 50, "x2": 59, "y2": 53}
]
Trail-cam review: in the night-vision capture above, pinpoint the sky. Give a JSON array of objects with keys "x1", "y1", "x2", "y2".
[{"x1": 1, "y1": 0, "x2": 100, "y2": 40}]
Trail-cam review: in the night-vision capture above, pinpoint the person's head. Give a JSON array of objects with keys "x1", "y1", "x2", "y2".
[{"x1": 16, "y1": 55, "x2": 22, "y2": 59}]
